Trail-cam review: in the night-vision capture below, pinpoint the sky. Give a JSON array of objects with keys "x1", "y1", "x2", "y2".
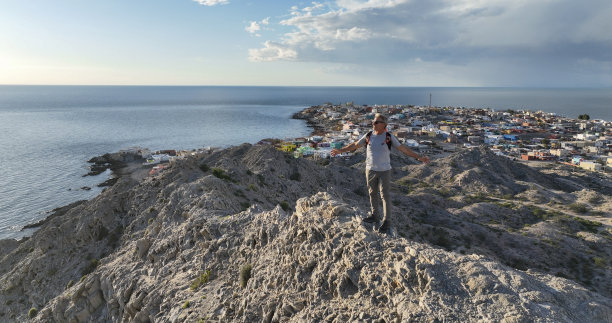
[{"x1": 1, "y1": 0, "x2": 612, "y2": 87}]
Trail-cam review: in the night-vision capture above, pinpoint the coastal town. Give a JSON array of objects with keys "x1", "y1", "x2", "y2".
[
  {"x1": 284, "y1": 103, "x2": 612, "y2": 172},
  {"x1": 108, "y1": 103, "x2": 612, "y2": 181}
]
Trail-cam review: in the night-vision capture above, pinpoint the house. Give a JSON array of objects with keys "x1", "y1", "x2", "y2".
[
  {"x1": 484, "y1": 135, "x2": 503, "y2": 145},
  {"x1": 550, "y1": 149, "x2": 571, "y2": 157},
  {"x1": 404, "y1": 139, "x2": 420, "y2": 147},
  {"x1": 580, "y1": 161, "x2": 602, "y2": 171},
  {"x1": 572, "y1": 156, "x2": 583, "y2": 165},
  {"x1": 467, "y1": 136, "x2": 482, "y2": 144},
  {"x1": 503, "y1": 134, "x2": 518, "y2": 141}
]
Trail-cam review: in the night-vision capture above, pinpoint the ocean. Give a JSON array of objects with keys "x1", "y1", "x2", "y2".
[{"x1": 1, "y1": 86, "x2": 610, "y2": 240}]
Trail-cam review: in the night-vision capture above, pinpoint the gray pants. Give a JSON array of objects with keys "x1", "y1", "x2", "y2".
[{"x1": 366, "y1": 169, "x2": 391, "y2": 226}]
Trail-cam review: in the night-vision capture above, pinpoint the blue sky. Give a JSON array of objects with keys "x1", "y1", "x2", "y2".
[{"x1": 1, "y1": 0, "x2": 611, "y2": 87}]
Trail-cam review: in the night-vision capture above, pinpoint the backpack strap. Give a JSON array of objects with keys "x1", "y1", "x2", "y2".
[{"x1": 365, "y1": 131, "x2": 392, "y2": 149}]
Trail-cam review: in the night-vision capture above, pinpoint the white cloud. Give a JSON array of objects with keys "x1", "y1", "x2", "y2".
[
  {"x1": 245, "y1": 21, "x2": 261, "y2": 34},
  {"x1": 247, "y1": 0, "x2": 612, "y2": 85},
  {"x1": 248, "y1": 41, "x2": 297, "y2": 62},
  {"x1": 193, "y1": 0, "x2": 229, "y2": 6},
  {"x1": 245, "y1": 18, "x2": 270, "y2": 36}
]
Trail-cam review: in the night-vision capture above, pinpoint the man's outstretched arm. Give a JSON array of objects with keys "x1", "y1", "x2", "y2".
[
  {"x1": 331, "y1": 142, "x2": 361, "y2": 156},
  {"x1": 397, "y1": 145, "x2": 430, "y2": 164}
]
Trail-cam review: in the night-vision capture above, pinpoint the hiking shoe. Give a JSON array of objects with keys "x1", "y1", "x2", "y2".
[
  {"x1": 377, "y1": 222, "x2": 390, "y2": 234},
  {"x1": 362, "y1": 214, "x2": 378, "y2": 223}
]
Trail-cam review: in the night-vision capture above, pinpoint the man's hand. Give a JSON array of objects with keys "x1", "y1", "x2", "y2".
[
  {"x1": 331, "y1": 149, "x2": 340, "y2": 157},
  {"x1": 418, "y1": 155, "x2": 430, "y2": 164}
]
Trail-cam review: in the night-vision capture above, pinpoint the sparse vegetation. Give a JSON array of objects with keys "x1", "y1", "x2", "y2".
[
  {"x1": 588, "y1": 195, "x2": 602, "y2": 204},
  {"x1": 28, "y1": 308, "x2": 37, "y2": 318},
  {"x1": 495, "y1": 201, "x2": 515, "y2": 209},
  {"x1": 65, "y1": 280, "x2": 74, "y2": 290},
  {"x1": 432, "y1": 228, "x2": 452, "y2": 250},
  {"x1": 574, "y1": 217, "x2": 602, "y2": 233},
  {"x1": 593, "y1": 257, "x2": 607, "y2": 268},
  {"x1": 96, "y1": 226, "x2": 109, "y2": 241},
  {"x1": 240, "y1": 202, "x2": 250, "y2": 211},
  {"x1": 465, "y1": 192, "x2": 492, "y2": 204},
  {"x1": 190, "y1": 270, "x2": 211, "y2": 290},
  {"x1": 240, "y1": 264, "x2": 253, "y2": 288},
  {"x1": 212, "y1": 168, "x2": 235, "y2": 182},
  {"x1": 82, "y1": 258, "x2": 100, "y2": 276},
  {"x1": 182, "y1": 301, "x2": 190, "y2": 309},
  {"x1": 280, "y1": 201, "x2": 290, "y2": 212},
  {"x1": 199, "y1": 163, "x2": 210, "y2": 172},
  {"x1": 257, "y1": 174, "x2": 266, "y2": 185},
  {"x1": 289, "y1": 171, "x2": 301, "y2": 181},
  {"x1": 107, "y1": 226, "x2": 123, "y2": 248},
  {"x1": 568, "y1": 203, "x2": 588, "y2": 213}
]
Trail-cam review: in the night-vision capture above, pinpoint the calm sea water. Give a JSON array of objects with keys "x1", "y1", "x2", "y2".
[{"x1": 1, "y1": 86, "x2": 610, "y2": 240}]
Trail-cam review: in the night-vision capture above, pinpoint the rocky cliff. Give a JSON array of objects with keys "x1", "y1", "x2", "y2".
[{"x1": 1, "y1": 145, "x2": 610, "y2": 322}]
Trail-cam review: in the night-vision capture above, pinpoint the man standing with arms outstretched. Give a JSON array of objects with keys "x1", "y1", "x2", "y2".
[{"x1": 331, "y1": 113, "x2": 430, "y2": 234}]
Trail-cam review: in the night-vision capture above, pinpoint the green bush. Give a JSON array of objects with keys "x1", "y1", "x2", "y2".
[
  {"x1": 289, "y1": 171, "x2": 301, "y2": 181},
  {"x1": 199, "y1": 163, "x2": 210, "y2": 172},
  {"x1": 568, "y1": 203, "x2": 588, "y2": 213},
  {"x1": 190, "y1": 270, "x2": 211, "y2": 290},
  {"x1": 107, "y1": 226, "x2": 123, "y2": 248},
  {"x1": 279, "y1": 201, "x2": 290, "y2": 212},
  {"x1": 28, "y1": 308, "x2": 38, "y2": 318},
  {"x1": 182, "y1": 301, "x2": 190, "y2": 309},
  {"x1": 240, "y1": 264, "x2": 253, "y2": 288},
  {"x1": 82, "y1": 259, "x2": 100, "y2": 276},
  {"x1": 240, "y1": 202, "x2": 250, "y2": 211},
  {"x1": 575, "y1": 217, "x2": 602, "y2": 233},
  {"x1": 257, "y1": 174, "x2": 266, "y2": 185},
  {"x1": 96, "y1": 226, "x2": 109, "y2": 241},
  {"x1": 593, "y1": 257, "x2": 607, "y2": 268},
  {"x1": 588, "y1": 195, "x2": 602, "y2": 204},
  {"x1": 495, "y1": 201, "x2": 515, "y2": 209},
  {"x1": 211, "y1": 168, "x2": 234, "y2": 182}
]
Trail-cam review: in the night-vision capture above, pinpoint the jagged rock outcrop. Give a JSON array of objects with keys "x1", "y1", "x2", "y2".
[
  {"x1": 30, "y1": 193, "x2": 612, "y2": 322},
  {"x1": 1, "y1": 144, "x2": 610, "y2": 322}
]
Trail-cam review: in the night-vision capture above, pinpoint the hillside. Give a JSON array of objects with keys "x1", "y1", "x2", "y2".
[{"x1": 0, "y1": 144, "x2": 610, "y2": 322}]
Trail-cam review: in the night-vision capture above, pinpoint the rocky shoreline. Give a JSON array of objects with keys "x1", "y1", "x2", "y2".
[
  {"x1": 0, "y1": 139, "x2": 610, "y2": 321},
  {"x1": 292, "y1": 107, "x2": 339, "y2": 136}
]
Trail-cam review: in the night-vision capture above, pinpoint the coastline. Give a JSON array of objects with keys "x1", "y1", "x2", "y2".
[
  {"x1": 1, "y1": 139, "x2": 610, "y2": 321},
  {"x1": 7, "y1": 101, "x2": 611, "y2": 241}
]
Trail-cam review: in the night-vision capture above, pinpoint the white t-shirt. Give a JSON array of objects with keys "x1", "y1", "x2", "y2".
[{"x1": 357, "y1": 131, "x2": 401, "y2": 171}]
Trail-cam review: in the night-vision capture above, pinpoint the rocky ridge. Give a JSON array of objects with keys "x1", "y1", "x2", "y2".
[{"x1": 0, "y1": 144, "x2": 610, "y2": 322}]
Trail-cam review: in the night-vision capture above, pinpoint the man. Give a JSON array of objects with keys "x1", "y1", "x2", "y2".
[{"x1": 331, "y1": 113, "x2": 430, "y2": 233}]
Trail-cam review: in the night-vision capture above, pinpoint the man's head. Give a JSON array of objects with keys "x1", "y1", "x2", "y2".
[{"x1": 372, "y1": 113, "x2": 387, "y2": 131}]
